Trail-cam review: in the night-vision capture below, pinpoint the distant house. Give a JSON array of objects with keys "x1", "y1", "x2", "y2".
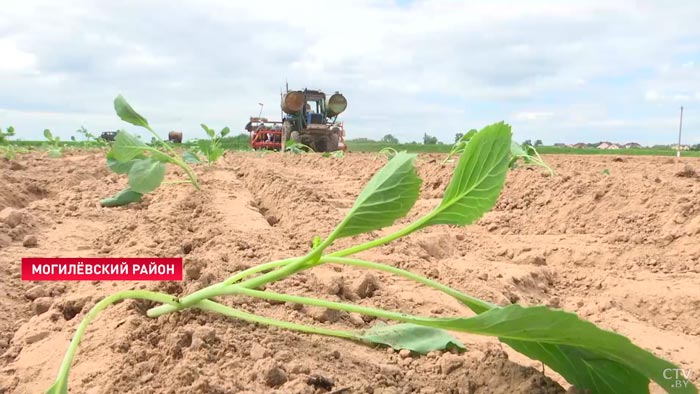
[
  {"x1": 678, "y1": 144, "x2": 690, "y2": 151},
  {"x1": 553, "y1": 143, "x2": 569, "y2": 147},
  {"x1": 597, "y1": 142, "x2": 621, "y2": 150},
  {"x1": 623, "y1": 142, "x2": 642, "y2": 149},
  {"x1": 572, "y1": 143, "x2": 588, "y2": 149}
]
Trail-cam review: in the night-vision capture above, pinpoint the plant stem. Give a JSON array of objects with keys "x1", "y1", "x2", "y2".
[
  {"x1": 47, "y1": 291, "x2": 178, "y2": 394},
  {"x1": 132, "y1": 145, "x2": 200, "y2": 190},
  {"x1": 149, "y1": 204, "x2": 447, "y2": 319},
  {"x1": 171, "y1": 156, "x2": 201, "y2": 191},
  {"x1": 328, "y1": 214, "x2": 432, "y2": 258},
  {"x1": 320, "y1": 256, "x2": 495, "y2": 314},
  {"x1": 223, "y1": 286, "x2": 451, "y2": 327},
  {"x1": 233, "y1": 233, "x2": 337, "y2": 289},
  {"x1": 224, "y1": 257, "x2": 300, "y2": 285},
  {"x1": 144, "y1": 125, "x2": 201, "y2": 191},
  {"x1": 145, "y1": 125, "x2": 178, "y2": 157},
  {"x1": 162, "y1": 180, "x2": 194, "y2": 185},
  {"x1": 148, "y1": 209, "x2": 453, "y2": 319},
  {"x1": 196, "y1": 300, "x2": 355, "y2": 339},
  {"x1": 147, "y1": 257, "x2": 302, "y2": 318}
]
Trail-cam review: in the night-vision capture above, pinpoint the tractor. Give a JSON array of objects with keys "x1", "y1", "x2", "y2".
[{"x1": 247, "y1": 88, "x2": 347, "y2": 152}]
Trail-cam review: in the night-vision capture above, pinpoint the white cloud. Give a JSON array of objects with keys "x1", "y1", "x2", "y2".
[
  {"x1": 0, "y1": 0, "x2": 698, "y2": 145},
  {"x1": 515, "y1": 112, "x2": 555, "y2": 121},
  {"x1": 0, "y1": 38, "x2": 36, "y2": 72}
]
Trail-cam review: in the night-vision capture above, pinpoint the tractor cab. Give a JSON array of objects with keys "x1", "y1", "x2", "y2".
[
  {"x1": 303, "y1": 90, "x2": 327, "y2": 126},
  {"x1": 283, "y1": 89, "x2": 328, "y2": 131}
]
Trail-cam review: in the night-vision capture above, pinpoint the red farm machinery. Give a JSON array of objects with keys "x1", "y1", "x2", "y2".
[{"x1": 247, "y1": 88, "x2": 347, "y2": 152}]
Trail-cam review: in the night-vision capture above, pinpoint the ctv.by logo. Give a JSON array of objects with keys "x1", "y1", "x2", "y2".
[{"x1": 663, "y1": 368, "x2": 693, "y2": 388}]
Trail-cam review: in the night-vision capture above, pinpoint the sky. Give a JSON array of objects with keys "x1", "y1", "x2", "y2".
[{"x1": 1, "y1": 0, "x2": 699, "y2": 145}]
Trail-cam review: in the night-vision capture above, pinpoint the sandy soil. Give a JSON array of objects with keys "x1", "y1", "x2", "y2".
[{"x1": 0, "y1": 150, "x2": 698, "y2": 394}]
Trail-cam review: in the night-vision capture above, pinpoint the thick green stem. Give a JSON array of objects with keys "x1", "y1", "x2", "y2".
[
  {"x1": 320, "y1": 256, "x2": 495, "y2": 314},
  {"x1": 196, "y1": 300, "x2": 355, "y2": 339},
  {"x1": 147, "y1": 257, "x2": 303, "y2": 317},
  {"x1": 328, "y1": 214, "x2": 432, "y2": 258},
  {"x1": 135, "y1": 145, "x2": 200, "y2": 190},
  {"x1": 149, "y1": 206, "x2": 447, "y2": 319},
  {"x1": 46, "y1": 291, "x2": 178, "y2": 394},
  {"x1": 144, "y1": 125, "x2": 178, "y2": 158},
  {"x1": 223, "y1": 286, "x2": 451, "y2": 327},
  {"x1": 223, "y1": 258, "x2": 298, "y2": 285},
  {"x1": 143, "y1": 126, "x2": 201, "y2": 191},
  {"x1": 173, "y1": 156, "x2": 201, "y2": 191},
  {"x1": 230, "y1": 231, "x2": 338, "y2": 289},
  {"x1": 162, "y1": 180, "x2": 193, "y2": 185}
]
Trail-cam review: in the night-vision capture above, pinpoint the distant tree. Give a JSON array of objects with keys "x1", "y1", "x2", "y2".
[
  {"x1": 454, "y1": 133, "x2": 464, "y2": 143},
  {"x1": 534, "y1": 139, "x2": 543, "y2": 147},
  {"x1": 691, "y1": 144, "x2": 700, "y2": 151},
  {"x1": 381, "y1": 134, "x2": 399, "y2": 144},
  {"x1": 0, "y1": 126, "x2": 15, "y2": 144},
  {"x1": 423, "y1": 133, "x2": 438, "y2": 145},
  {"x1": 522, "y1": 139, "x2": 532, "y2": 146}
]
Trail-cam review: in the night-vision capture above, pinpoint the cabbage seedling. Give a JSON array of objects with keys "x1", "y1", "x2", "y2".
[
  {"x1": 100, "y1": 95, "x2": 200, "y2": 207},
  {"x1": 72, "y1": 126, "x2": 108, "y2": 148},
  {"x1": 183, "y1": 124, "x2": 230, "y2": 165},
  {"x1": 509, "y1": 141, "x2": 555, "y2": 175},
  {"x1": 0, "y1": 144, "x2": 27, "y2": 160},
  {"x1": 0, "y1": 126, "x2": 24, "y2": 159},
  {"x1": 445, "y1": 130, "x2": 554, "y2": 175},
  {"x1": 47, "y1": 122, "x2": 695, "y2": 394},
  {"x1": 373, "y1": 147, "x2": 398, "y2": 160},
  {"x1": 442, "y1": 128, "x2": 477, "y2": 164},
  {"x1": 322, "y1": 150, "x2": 344, "y2": 158},
  {"x1": 284, "y1": 140, "x2": 314, "y2": 153},
  {"x1": 43, "y1": 129, "x2": 63, "y2": 158}
]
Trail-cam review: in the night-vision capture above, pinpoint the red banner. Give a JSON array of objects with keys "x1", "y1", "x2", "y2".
[{"x1": 21, "y1": 258, "x2": 183, "y2": 281}]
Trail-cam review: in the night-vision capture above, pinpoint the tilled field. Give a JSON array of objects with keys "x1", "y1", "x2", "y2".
[{"x1": 0, "y1": 151, "x2": 699, "y2": 394}]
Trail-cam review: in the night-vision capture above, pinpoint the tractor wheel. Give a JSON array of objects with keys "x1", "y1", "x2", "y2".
[
  {"x1": 314, "y1": 135, "x2": 329, "y2": 152},
  {"x1": 328, "y1": 133, "x2": 339, "y2": 151}
]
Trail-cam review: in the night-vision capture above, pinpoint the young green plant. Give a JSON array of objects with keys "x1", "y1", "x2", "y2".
[
  {"x1": 322, "y1": 150, "x2": 344, "y2": 158},
  {"x1": 72, "y1": 126, "x2": 108, "y2": 148},
  {"x1": 0, "y1": 126, "x2": 25, "y2": 159},
  {"x1": 374, "y1": 146, "x2": 398, "y2": 160},
  {"x1": 183, "y1": 124, "x2": 230, "y2": 165},
  {"x1": 510, "y1": 141, "x2": 555, "y2": 175},
  {"x1": 284, "y1": 139, "x2": 314, "y2": 154},
  {"x1": 43, "y1": 129, "x2": 63, "y2": 158},
  {"x1": 442, "y1": 128, "x2": 477, "y2": 163},
  {"x1": 100, "y1": 95, "x2": 200, "y2": 207},
  {"x1": 47, "y1": 122, "x2": 696, "y2": 394},
  {"x1": 445, "y1": 129, "x2": 554, "y2": 175}
]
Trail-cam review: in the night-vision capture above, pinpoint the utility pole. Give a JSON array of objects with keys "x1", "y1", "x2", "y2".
[{"x1": 677, "y1": 106, "x2": 684, "y2": 158}]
